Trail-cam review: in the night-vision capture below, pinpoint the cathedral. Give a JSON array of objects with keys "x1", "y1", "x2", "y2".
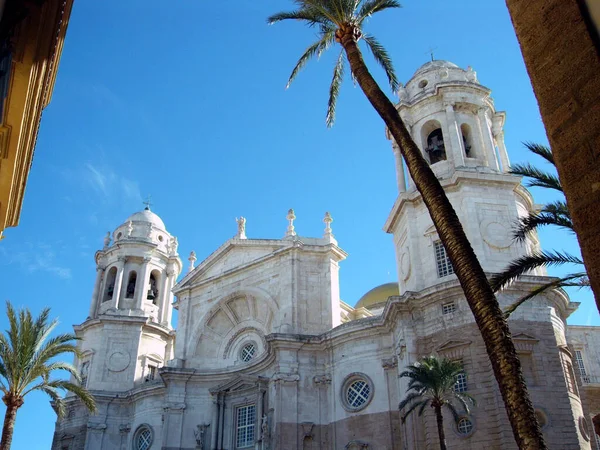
[{"x1": 52, "y1": 61, "x2": 600, "y2": 450}]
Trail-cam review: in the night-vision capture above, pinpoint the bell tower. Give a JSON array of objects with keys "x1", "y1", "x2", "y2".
[
  {"x1": 75, "y1": 206, "x2": 183, "y2": 392},
  {"x1": 384, "y1": 61, "x2": 543, "y2": 294}
]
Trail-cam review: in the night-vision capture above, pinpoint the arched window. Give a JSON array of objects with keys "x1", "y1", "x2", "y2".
[
  {"x1": 426, "y1": 129, "x2": 447, "y2": 164},
  {"x1": 460, "y1": 124, "x2": 473, "y2": 158},
  {"x1": 133, "y1": 425, "x2": 153, "y2": 450},
  {"x1": 147, "y1": 271, "x2": 160, "y2": 305},
  {"x1": 126, "y1": 271, "x2": 137, "y2": 299},
  {"x1": 103, "y1": 267, "x2": 117, "y2": 302}
]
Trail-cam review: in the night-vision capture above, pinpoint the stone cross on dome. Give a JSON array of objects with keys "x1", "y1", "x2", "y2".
[{"x1": 142, "y1": 195, "x2": 153, "y2": 211}]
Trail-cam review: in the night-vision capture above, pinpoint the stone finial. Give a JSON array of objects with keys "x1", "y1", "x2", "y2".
[
  {"x1": 103, "y1": 231, "x2": 111, "y2": 249},
  {"x1": 466, "y1": 65, "x2": 477, "y2": 82},
  {"x1": 396, "y1": 83, "x2": 408, "y2": 101},
  {"x1": 169, "y1": 237, "x2": 179, "y2": 256},
  {"x1": 323, "y1": 212, "x2": 333, "y2": 237},
  {"x1": 236, "y1": 217, "x2": 247, "y2": 239},
  {"x1": 285, "y1": 209, "x2": 296, "y2": 237},
  {"x1": 126, "y1": 220, "x2": 133, "y2": 237},
  {"x1": 188, "y1": 251, "x2": 197, "y2": 272}
]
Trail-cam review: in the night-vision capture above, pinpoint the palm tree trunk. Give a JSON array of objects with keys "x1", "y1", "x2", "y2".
[
  {"x1": 434, "y1": 406, "x2": 447, "y2": 450},
  {"x1": 0, "y1": 399, "x2": 20, "y2": 450},
  {"x1": 338, "y1": 32, "x2": 545, "y2": 450}
]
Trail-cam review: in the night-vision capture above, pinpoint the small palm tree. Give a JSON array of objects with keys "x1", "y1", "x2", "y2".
[
  {"x1": 268, "y1": 2, "x2": 545, "y2": 448},
  {"x1": 399, "y1": 356, "x2": 475, "y2": 450},
  {"x1": 490, "y1": 143, "x2": 589, "y2": 316},
  {"x1": 0, "y1": 302, "x2": 96, "y2": 450}
]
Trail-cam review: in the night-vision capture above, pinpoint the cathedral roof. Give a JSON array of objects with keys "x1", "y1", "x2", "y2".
[
  {"x1": 355, "y1": 282, "x2": 399, "y2": 310},
  {"x1": 125, "y1": 207, "x2": 166, "y2": 230},
  {"x1": 413, "y1": 60, "x2": 459, "y2": 76}
]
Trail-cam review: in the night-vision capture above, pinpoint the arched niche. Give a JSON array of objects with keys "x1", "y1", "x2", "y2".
[
  {"x1": 421, "y1": 119, "x2": 446, "y2": 164},
  {"x1": 148, "y1": 270, "x2": 161, "y2": 305},
  {"x1": 103, "y1": 266, "x2": 117, "y2": 302},
  {"x1": 187, "y1": 288, "x2": 279, "y2": 367},
  {"x1": 460, "y1": 123, "x2": 474, "y2": 158},
  {"x1": 125, "y1": 271, "x2": 137, "y2": 299}
]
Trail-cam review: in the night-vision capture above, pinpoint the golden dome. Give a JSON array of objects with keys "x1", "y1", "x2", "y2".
[{"x1": 355, "y1": 282, "x2": 399, "y2": 310}]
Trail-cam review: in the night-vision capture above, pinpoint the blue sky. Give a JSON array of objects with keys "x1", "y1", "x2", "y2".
[{"x1": 0, "y1": 0, "x2": 597, "y2": 448}]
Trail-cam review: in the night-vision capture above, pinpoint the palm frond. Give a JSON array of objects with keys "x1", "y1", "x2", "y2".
[
  {"x1": 513, "y1": 201, "x2": 573, "y2": 241},
  {"x1": 286, "y1": 32, "x2": 336, "y2": 89},
  {"x1": 357, "y1": 0, "x2": 401, "y2": 22},
  {"x1": 46, "y1": 380, "x2": 97, "y2": 414},
  {"x1": 523, "y1": 142, "x2": 554, "y2": 165},
  {"x1": 443, "y1": 401, "x2": 461, "y2": 424},
  {"x1": 401, "y1": 399, "x2": 429, "y2": 422},
  {"x1": 399, "y1": 391, "x2": 424, "y2": 411},
  {"x1": 490, "y1": 250, "x2": 584, "y2": 292},
  {"x1": 326, "y1": 50, "x2": 346, "y2": 127},
  {"x1": 41, "y1": 386, "x2": 66, "y2": 418},
  {"x1": 362, "y1": 34, "x2": 398, "y2": 91},
  {"x1": 267, "y1": 9, "x2": 328, "y2": 26},
  {"x1": 509, "y1": 163, "x2": 562, "y2": 192},
  {"x1": 504, "y1": 272, "x2": 590, "y2": 317}
]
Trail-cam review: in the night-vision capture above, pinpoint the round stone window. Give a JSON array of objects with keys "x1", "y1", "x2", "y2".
[
  {"x1": 158, "y1": 235, "x2": 164, "y2": 242},
  {"x1": 418, "y1": 79, "x2": 428, "y2": 88},
  {"x1": 341, "y1": 373, "x2": 374, "y2": 412},
  {"x1": 457, "y1": 417, "x2": 473, "y2": 435},
  {"x1": 240, "y1": 343, "x2": 256, "y2": 362},
  {"x1": 133, "y1": 425, "x2": 153, "y2": 450}
]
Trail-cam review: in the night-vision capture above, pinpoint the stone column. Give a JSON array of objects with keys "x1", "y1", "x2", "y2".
[
  {"x1": 112, "y1": 258, "x2": 126, "y2": 310},
  {"x1": 217, "y1": 394, "x2": 226, "y2": 450},
  {"x1": 445, "y1": 102, "x2": 465, "y2": 168},
  {"x1": 134, "y1": 257, "x2": 152, "y2": 310},
  {"x1": 158, "y1": 270, "x2": 170, "y2": 324},
  {"x1": 211, "y1": 395, "x2": 220, "y2": 450},
  {"x1": 84, "y1": 422, "x2": 107, "y2": 450},
  {"x1": 88, "y1": 267, "x2": 105, "y2": 318},
  {"x1": 477, "y1": 107, "x2": 500, "y2": 171},
  {"x1": 161, "y1": 269, "x2": 176, "y2": 327},
  {"x1": 391, "y1": 142, "x2": 406, "y2": 193},
  {"x1": 493, "y1": 130, "x2": 511, "y2": 173},
  {"x1": 256, "y1": 387, "x2": 264, "y2": 444}
]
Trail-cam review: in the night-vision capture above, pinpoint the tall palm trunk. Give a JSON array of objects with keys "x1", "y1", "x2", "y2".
[
  {"x1": 338, "y1": 31, "x2": 545, "y2": 450},
  {"x1": 433, "y1": 405, "x2": 447, "y2": 450},
  {"x1": 1, "y1": 395, "x2": 22, "y2": 450}
]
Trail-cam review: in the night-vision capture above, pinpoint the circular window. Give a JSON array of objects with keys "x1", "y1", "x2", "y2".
[
  {"x1": 133, "y1": 425, "x2": 153, "y2": 450},
  {"x1": 579, "y1": 416, "x2": 591, "y2": 441},
  {"x1": 457, "y1": 417, "x2": 474, "y2": 436},
  {"x1": 240, "y1": 343, "x2": 256, "y2": 362},
  {"x1": 341, "y1": 373, "x2": 374, "y2": 412},
  {"x1": 117, "y1": 232, "x2": 122, "y2": 240},
  {"x1": 418, "y1": 79, "x2": 428, "y2": 88},
  {"x1": 158, "y1": 235, "x2": 163, "y2": 242}
]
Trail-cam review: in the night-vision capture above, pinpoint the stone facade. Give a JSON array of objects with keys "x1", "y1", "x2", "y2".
[{"x1": 53, "y1": 62, "x2": 600, "y2": 450}]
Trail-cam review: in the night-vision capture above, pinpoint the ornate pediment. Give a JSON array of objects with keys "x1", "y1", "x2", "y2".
[
  {"x1": 209, "y1": 374, "x2": 268, "y2": 395},
  {"x1": 512, "y1": 333, "x2": 539, "y2": 352},
  {"x1": 436, "y1": 339, "x2": 471, "y2": 360},
  {"x1": 345, "y1": 440, "x2": 369, "y2": 449}
]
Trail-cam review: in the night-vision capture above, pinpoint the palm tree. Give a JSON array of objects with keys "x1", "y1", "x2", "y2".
[
  {"x1": 0, "y1": 302, "x2": 96, "y2": 450},
  {"x1": 399, "y1": 356, "x2": 475, "y2": 450},
  {"x1": 267, "y1": 1, "x2": 545, "y2": 448},
  {"x1": 490, "y1": 142, "x2": 589, "y2": 316}
]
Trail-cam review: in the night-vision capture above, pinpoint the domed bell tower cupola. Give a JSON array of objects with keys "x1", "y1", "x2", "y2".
[
  {"x1": 385, "y1": 61, "x2": 542, "y2": 294},
  {"x1": 88, "y1": 206, "x2": 183, "y2": 328}
]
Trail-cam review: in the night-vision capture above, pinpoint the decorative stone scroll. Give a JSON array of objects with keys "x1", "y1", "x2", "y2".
[
  {"x1": 313, "y1": 374, "x2": 332, "y2": 386},
  {"x1": 381, "y1": 356, "x2": 398, "y2": 369}
]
